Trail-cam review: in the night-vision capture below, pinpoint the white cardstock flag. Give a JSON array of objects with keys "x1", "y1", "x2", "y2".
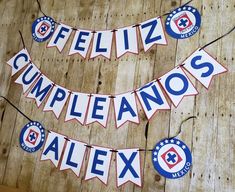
[
  {"x1": 43, "y1": 85, "x2": 70, "y2": 118},
  {"x1": 182, "y1": 48, "x2": 227, "y2": 88},
  {"x1": 60, "y1": 139, "x2": 87, "y2": 177},
  {"x1": 86, "y1": 94, "x2": 111, "y2": 127},
  {"x1": 69, "y1": 29, "x2": 93, "y2": 58},
  {"x1": 15, "y1": 63, "x2": 40, "y2": 93},
  {"x1": 159, "y1": 67, "x2": 198, "y2": 107},
  {"x1": 114, "y1": 92, "x2": 139, "y2": 128},
  {"x1": 7, "y1": 48, "x2": 31, "y2": 76},
  {"x1": 41, "y1": 131, "x2": 66, "y2": 167},
  {"x1": 116, "y1": 149, "x2": 142, "y2": 187},
  {"x1": 136, "y1": 81, "x2": 170, "y2": 120},
  {"x1": 90, "y1": 30, "x2": 113, "y2": 59},
  {"x1": 47, "y1": 23, "x2": 73, "y2": 52},
  {"x1": 139, "y1": 17, "x2": 167, "y2": 52},
  {"x1": 85, "y1": 146, "x2": 112, "y2": 184},
  {"x1": 27, "y1": 75, "x2": 53, "y2": 107},
  {"x1": 65, "y1": 92, "x2": 90, "y2": 125},
  {"x1": 115, "y1": 26, "x2": 138, "y2": 58}
]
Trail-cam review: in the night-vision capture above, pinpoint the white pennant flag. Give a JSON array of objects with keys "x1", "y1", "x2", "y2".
[
  {"x1": 159, "y1": 67, "x2": 198, "y2": 107},
  {"x1": 182, "y1": 48, "x2": 228, "y2": 89},
  {"x1": 85, "y1": 146, "x2": 112, "y2": 184},
  {"x1": 136, "y1": 81, "x2": 170, "y2": 120},
  {"x1": 86, "y1": 94, "x2": 111, "y2": 128},
  {"x1": 113, "y1": 92, "x2": 139, "y2": 128},
  {"x1": 41, "y1": 131, "x2": 66, "y2": 167},
  {"x1": 115, "y1": 26, "x2": 138, "y2": 58},
  {"x1": 65, "y1": 92, "x2": 90, "y2": 125},
  {"x1": 7, "y1": 48, "x2": 31, "y2": 76},
  {"x1": 90, "y1": 30, "x2": 113, "y2": 59},
  {"x1": 47, "y1": 23, "x2": 73, "y2": 52},
  {"x1": 69, "y1": 29, "x2": 93, "y2": 58},
  {"x1": 15, "y1": 63, "x2": 41, "y2": 93},
  {"x1": 60, "y1": 139, "x2": 87, "y2": 177},
  {"x1": 116, "y1": 149, "x2": 142, "y2": 187},
  {"x1": 27, "y1": 75, "x2": 53, "y2": 107},
  {"x1": 139, "y1": 17, "x2": 167, "y2": 52},
  {"x1": 43, "y1": 85, "x2": 70, "y2": 118}
]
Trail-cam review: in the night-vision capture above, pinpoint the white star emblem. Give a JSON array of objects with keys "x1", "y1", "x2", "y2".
[
  {"x1": 153, "y1": 158, "x2": 157, "y2": 162},
  {"x1": 153, "y1": 152, "x2": 157, "y2": 156}
]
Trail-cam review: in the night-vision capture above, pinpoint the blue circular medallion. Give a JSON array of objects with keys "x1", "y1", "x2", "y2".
[
  {"x1": 32, "y1": 16, "x2": 55, "y2": 42},
  {"x1": 19, "y1": 121, "x2": 45, "y2": 153},
  {"x1": 152, "y1": 138, "x2": 192, "y2": 179},
  {"x1": 165, "y1": 6, "x2": 201, "y2": 39}
]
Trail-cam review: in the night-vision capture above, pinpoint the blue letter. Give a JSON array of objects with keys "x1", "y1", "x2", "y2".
[
  {"x1": 30, "y1": 77, "x2": 52, "y2": 102},
  {"x1": 141, "y1": 19, "x2": 161, "y2": 44},
  {"x1": 123, "y1": 29, "x2": 129, "y2": 50},
  {"x1": 165, "y1": 73, "x2": 189, "y2": 95},
  {"x1": 22, "y1": 65, "x2": 39, "y2": 85},
  {"x1": 43, "y1": 137, "x2": 59, "y2": 160},
  {"x1": 119, "y1": 152, "x2": 139, "y2": 178},
  {"x1": 92, "y1": 97, "x2": 106, "y2": 120},
  {"x1": 96, "y1": 33, "x2": 107, "y2": 52},
  {"x1": 54, "y1": 27, "x2": 70, "y2": 44},
  {"x1": 70, "y1": 95, "x2": 82, "y2": 117},
  {"x1": 66, "y1": 142, "x2": 78, "y2": 168},
  {"x1": 13, "y1": 53, "x2": 29, "y2": 70},
  {"x1": 91, "y1": 149, "x2": 107, "y2": 175},
  {"x1": 118, "y1": 97, "x2": 137, "y2": 120},
  {"x1": 75, "y1": 31, "x2": 89, "y2": 51},
  {"x1": 50, "y1": 88, "x2": 66, "y2": 107},
  {"x1": 191, "y1": 55, "x2": 214, "y2": 77},
  {"x1": 140, "y1": 85, "x2": 164, "y2": 111}
]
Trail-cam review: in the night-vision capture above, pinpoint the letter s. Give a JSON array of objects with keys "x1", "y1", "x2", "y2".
[{"x1": 191, "y1": 55, "x2": 214, "y2": 77}]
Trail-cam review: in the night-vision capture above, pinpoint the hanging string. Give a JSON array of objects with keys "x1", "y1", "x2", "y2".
[
  {"x1": 0, "y1": 96, "x2": 32, "y2": 122},
  {"x1": 199, "y1": 25, "x2": 235, "y2": 50},
  {"x1": 36, "y1": 0, "x2": 47, "y2": 17},
  {"x1": 18, "y1": 31, "x2": 26, "y2": 49}
]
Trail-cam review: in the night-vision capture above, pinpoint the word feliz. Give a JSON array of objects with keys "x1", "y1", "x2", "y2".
[
  {"x1": 41, "y1": 131, "x2": 142, "y2": 187},
  {"x1": 7, "y1": 48, "x2": 227, "y2": 128},
  {"x1": 33, "y1": 16, "x2": 167, "y2": 59}
]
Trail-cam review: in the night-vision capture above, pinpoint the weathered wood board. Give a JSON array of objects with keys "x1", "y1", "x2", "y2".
[{"x1": 0, "y1": 0, "x2": 234, "y2": 192}]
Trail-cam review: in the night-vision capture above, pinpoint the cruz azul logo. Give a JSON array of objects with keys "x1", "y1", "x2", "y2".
[
  {"x1": 32, "y1": 16, "x2": 55, "y2": 42},
  {"x1": 19, "y1": 121, "x2": 45, "y2": 153},
  {"x1": 152, "y1": 138, "x2": 192, "y2": 179},
  {"x1": 165, "y1": 6, "x2": 201, "y2": 39}
]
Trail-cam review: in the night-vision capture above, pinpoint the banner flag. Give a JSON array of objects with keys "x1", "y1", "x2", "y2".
[
  {"x1": 15, "y1": 63, "x2": 41, "y2": 93},
  {"x1": 69, "y1": 29, "x2": 93, "y2": 58},
  {"x1": 116, "y1": 149, "x2": 142, "y2": 187},
  {"x1": 7, "y1": 48, "x2": 31, "y2": 76},
  {"x1": 47, "y1": 23, "x2": 73, "y2": 52},
  {"x1": 90, "y1": 30, "x2": 113, "y2": 59},
  {"x1": 182, "y1": 48, "x2": 228, "y2": 88},
  {"x1": 113, "y1": 92, "x2": 139, "y2": 128},
  {"x1": 159, "y1": 67, "x2": 198, "y2": 107},
  {"x1": 139, "y1": 17, "x2": 167, "y2": 52},
  {"x1": 136, "y1": 81, "x2": 170, "y2": 120},
  {"x1": 65, "y1": 92, "x2": 90, "y2": 125},
  {"x1": 115, "y1": 26, "x2": 138, "y2": 58},
  {"x1": 86, "y1": 94, "x2": 111, "y2": 128},
  {"x1": 41, "y1": 131, "x2": 66, "y2": 167},
  {"x1": 43, "y1": 85, "x2": 70, "y2": 118},
  {"x1": 85, "y1": 146, "x2": 112, "y2": 184},
  {"x1": 27, "y1": 75, "x2": 53, "y2": 107},
  {"x1": 60, "y1": 139, "x2": 87, "y2": 177}
]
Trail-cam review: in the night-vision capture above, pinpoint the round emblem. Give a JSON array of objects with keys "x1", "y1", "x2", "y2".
[
  {"x1": 32, "y1": 16, "x2": 55, "y2": 42},
  {"x1": 19, "y1": 121, "x2": 45, "y2": 153},
  {"x1": 165, "y1": 6, "x2": 201, "y2": 39},
  {"x1": 152, "y1": 138, "x2": 192, "y2": 179}
]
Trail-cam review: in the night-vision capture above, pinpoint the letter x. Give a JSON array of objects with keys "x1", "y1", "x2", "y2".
[{"x1": 119, "y1": 152, "x2": 139, "y2": 178}]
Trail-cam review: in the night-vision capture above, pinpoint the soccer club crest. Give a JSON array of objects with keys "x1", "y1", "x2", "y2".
[
  {"x1": 32, "y1": 16, "x2": 55, "y2": 42},
  {"x1": 19, "y1": 121, "x2": 46, "y2": 153},
  {"x1": 165, "y1": 6, "x2": 201, "y2": 39},
  {"x1": 152, "y1": 138, "x2": 192, "y2": 179}
]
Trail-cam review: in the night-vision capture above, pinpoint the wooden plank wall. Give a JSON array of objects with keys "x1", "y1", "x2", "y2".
[{"x1": 0, "y1": 0, "x2": 234, "y2": 191}]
